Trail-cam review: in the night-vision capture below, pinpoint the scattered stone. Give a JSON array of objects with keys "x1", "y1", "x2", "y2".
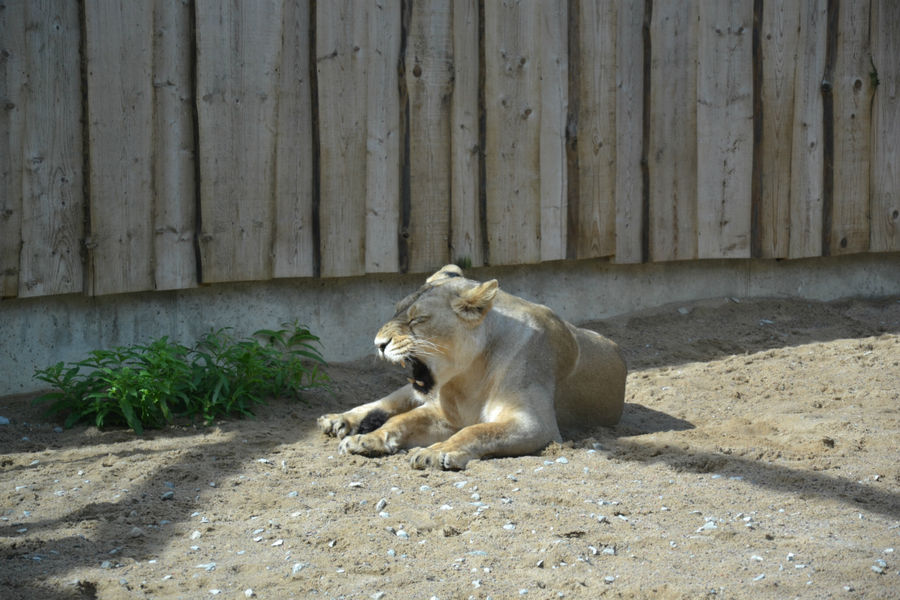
[
  {"x1": 396, "y1": 530, "x2": 409, "y2": 540},
  {"x1": 190, "y1": 530, "x2": 202, "y2": 540},
  {"x1": 272, "y1": 539, "x2": 284, "y2": 547},
  {"x1": 503, "y1": 523, "x2": 516, "y2": 531},
  {"x1": 210, "y1": 590, "x2": 221, "y2": 595},
  {"x1": 196, "y1": 562, "x2": 216, "y2": 572},
  {"x1": 454, "y1": 481, "x2": 468, "y2": 489},
  {"x1": 160, "y1": 491, "x2": 174, "y2": 501},
  {"x1": 696, "y1": 521, "x2": 717, "y2": 533},
  {"x1": 244, "y1": 589, "x2": 255, "y2": 598},
  {"x1": 371, "y1": 593, "x2": 386, "y2": 600},
  {"x1": 349, "y1": 481, "x2": 364, "y2": 488},
  {"x1": 753, "y1": 574, "x2": 766, "y2": 582},
  {"x1": 555, "y1": 457, "x2": 569, "y2": 464},
  {"x1": 0, "y1": 417, "x2": 9, "y2": 425},
  {"x1": 376, "y1": 498, "x2": 388, "y2": 512},
  {"x1": 604, "y1": 576, "x2": 615, "y2": 584},
  {"x1": 128, "y1": 527, "x2": 145, "y2": 538}
]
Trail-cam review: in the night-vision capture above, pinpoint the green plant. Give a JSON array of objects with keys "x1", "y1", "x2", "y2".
[{"x1": 33, "y1": 324, "x2": 329, "y2": 434}]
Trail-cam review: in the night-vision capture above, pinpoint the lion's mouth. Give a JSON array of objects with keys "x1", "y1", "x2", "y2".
[{"x1": 403, "y1": 357, "x2": 435, "y2": 395}]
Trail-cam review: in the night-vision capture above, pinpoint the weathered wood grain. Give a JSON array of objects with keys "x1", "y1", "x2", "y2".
[
  {"x1": 788, "y1": 0, "x2": 827, "y2": 259},
  {"x1": 830, "y1": 0, "x2": 873, "y2": 254},
  {"x1": 573, "y1": 0, "x2": 616, "y2": 259},
  {"x1": 273, "y1": 0, "x2": 316, "y2": 278},
  {"x1": 17, "y1": 0, "x2": 83, "y2": 297},
  {"x1": 316, "y1": 1, "x2": 369, "y2": 277},
  {"x1": 696, "y1": 0, "x2": 753, "y2": 259},
  {"x1": 152, "y1": 0, "x2": 198, "y2": 290},
  {"x1": 407, "y1": 0, "x2": 453, "y2": 273},
  {"x1": 450, "y1": 0, "x2": 483, "y2": 268},
  {"x1": 869, "y1": 0, "x2": 900, "y2": 252},
  {"x1": 648, "y1": 0, "x2": 698, "y2": 261},
  {"x1": 196, "y1": 0, "x2": 283, "y2": 283},
  {"x1": 485, "y1": 0, "x2": 541, "y2": 266},
  {"x1": 538, "y1": 0, "x2": 568, "y2": 262},
  {"x1": 613, "y1": 0, "x2": 645, "y2": 264},
  {"x1": 0, "y1": 0, "x2": 25, "y2": 297},
  {"x1": 364, "y1": 0, "x2": 401, "y2": 274},
  {"x1": 86, "y1": 1, "x2": 155, "y2": 295},
  {"x1": 758, "y1": 0, "x2": 800, "y2": 258}
]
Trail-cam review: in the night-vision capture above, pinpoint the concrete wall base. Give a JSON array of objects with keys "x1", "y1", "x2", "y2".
[{"x1": 2, "y1": 253, "x2": 898, "y2": 396}]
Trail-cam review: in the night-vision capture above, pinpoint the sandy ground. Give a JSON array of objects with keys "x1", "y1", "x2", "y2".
[{"x1": 1, "y1": 295, "x2": 899, "y2": 600}]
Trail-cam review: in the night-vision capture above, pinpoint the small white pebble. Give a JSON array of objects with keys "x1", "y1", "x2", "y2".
[
  {"x1": 190, "y1": 530, "x2": 202, "y2": 540},
  {"x1": 604, "y1": 576, "x2": 615, "y2": 584},
  {"x1": 753, "y1": 574, "x2": 766, "y2": 581},
  {"x1": 555, "y1": 457, "x2": 569, "y2": 464},
  {"x1": 348, "y1": 481, "x2": 364, "y2": 488},
  {"x1": 244, "y1": 589, "x2": 255, "y2": 598},
  {"x1": 272, "y1": 539, "x2": 284, "y2": 547}
]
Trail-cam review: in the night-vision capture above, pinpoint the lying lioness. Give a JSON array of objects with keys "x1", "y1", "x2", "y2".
[{"x1": 318, "y1": 265, "x2": 626, "y2": 470}]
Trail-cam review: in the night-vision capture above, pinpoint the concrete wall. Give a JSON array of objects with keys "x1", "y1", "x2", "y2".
[{"x1": 2, "y1": 254, "x2": 898, "y2": 397}]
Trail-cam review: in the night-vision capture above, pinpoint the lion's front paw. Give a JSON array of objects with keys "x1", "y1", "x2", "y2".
[
  {"x1": 409, "y1": 445, "x2": 472, "y2": 471},
  {"x1": 318, "y1": 413, "x2": 358, "y2": 438},
  {"x1": 338, "y1": 432, "x2": 396, "y2": 457}
]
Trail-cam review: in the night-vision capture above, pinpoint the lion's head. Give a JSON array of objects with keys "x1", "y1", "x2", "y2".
[{"x1": 374, "y1": 265, "x2": 498, "y2": 395}]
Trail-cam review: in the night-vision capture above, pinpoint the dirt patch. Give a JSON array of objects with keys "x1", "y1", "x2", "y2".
[{"x1": 2, "y1": 296, "x2": 899, "y2": 599}]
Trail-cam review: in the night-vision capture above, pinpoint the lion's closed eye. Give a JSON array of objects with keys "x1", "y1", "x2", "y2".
[{"x1": 409, "y1": 315, "x2": 430, "y2": 329}]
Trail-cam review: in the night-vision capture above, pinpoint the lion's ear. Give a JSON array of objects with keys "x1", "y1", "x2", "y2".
[
  {"x1": 452, "y1": 279, "x2": 498, "y2": 322},
  {"x1": 426, "y1": 264, "x2": 464, "y2": 285}
]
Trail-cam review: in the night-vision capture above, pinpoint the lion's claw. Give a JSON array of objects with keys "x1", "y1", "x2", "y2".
[
  {"x1": 317, "y1": 414, "x2": 357, "y2": 439},
  {"x1": 338, "y1": 433, "x2": 395, "y2": 457},
  {"x1": 409, "y1": 446, "x2": 471, "y2": 471}
]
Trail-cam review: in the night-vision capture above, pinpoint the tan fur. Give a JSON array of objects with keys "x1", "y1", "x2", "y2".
[{"x1": 318, "y1": 265, "x2": 627, "y2": 470}]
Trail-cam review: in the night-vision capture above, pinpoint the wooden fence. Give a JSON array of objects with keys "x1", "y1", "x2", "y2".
[{"x1": 1, "y1": 0, "x2": 898, "y2": 299}]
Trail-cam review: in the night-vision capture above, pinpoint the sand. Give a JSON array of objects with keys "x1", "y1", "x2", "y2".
[{"x1": 1, "y1": 296, "x2": 898, "y2": 599}]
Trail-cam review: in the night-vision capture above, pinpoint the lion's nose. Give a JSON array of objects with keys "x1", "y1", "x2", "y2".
[{"x1": 377, "y1": 339, "x2": 390, "y2": 355}]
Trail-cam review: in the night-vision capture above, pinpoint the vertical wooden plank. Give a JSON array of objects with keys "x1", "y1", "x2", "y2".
[
  {"x1": 788, "y1": 0, "x2": 827, "y2": 259},
  {"x1": 538, "y1": 0, "x2": 567, "y2": 262},
  {"x1": 485, "y1": 0, "x2": 541, "y2": 266},
  {"x1": 316, "y1": 1, "x2": 368, "y2": 278},
  {"x1": 758, "y1": 0, "x2": 801, "y2": 258},
  {"x1": 450, "y1": 0, "x2": 482, "y2": 267},
  {"x1": 364, "y1": 0, "x2": 401, "y2": 274},
  {"x1": 273, "y1": 0, "x2": 316, "y2": 278},
  {"x1": 18, "y1": 0, "x2": 83, "y2": 297},
  {"x1": 613, "y1": 0, "x2": 645, "y2": 264},
  {"x1": 407, "y1": 0, "x2": 453, "y2": 273},
  {"x1": 648, "y1": 0, "x2": 698, "y2": 261},
  {"x1": 573, "y1": 0, "x2": 616, "y2": 259},
  {"x1": 696, "y1": 0, "x2": 753, "y2": 259},
  {"x1": 196, "y1": 0, "x2": 282, "y2": 283},
  {"x1": 830, "y1": 0, "x2": 872, "y2": 254},
  {"x1": 85, "y1": 1, "x2": 154, "y2": 295},
  {"x1": 0, "y1": 0, "x2": 24, "y2": 297},
  {"x1": 152, "y1": 0, "x2": 198, "y2": 290},
  {"x1": 868, "y1": 0, "x2": 900, "y2": 252}
]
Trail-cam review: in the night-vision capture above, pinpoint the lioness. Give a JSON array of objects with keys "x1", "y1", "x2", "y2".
[{"x1": 318, "y1": 265, "x2": 626, "y2": 470}]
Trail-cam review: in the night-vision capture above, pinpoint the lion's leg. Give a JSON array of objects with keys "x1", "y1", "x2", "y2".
[
  {"x1": 318, "y1": 383, "x2": 419, "y2": 439},
  {"x1": 409, "y1": 411, "x2": 557, "y2": 471},
  {"x1": 338, "y1": 404, "x2": 455, "y2": 457}
]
